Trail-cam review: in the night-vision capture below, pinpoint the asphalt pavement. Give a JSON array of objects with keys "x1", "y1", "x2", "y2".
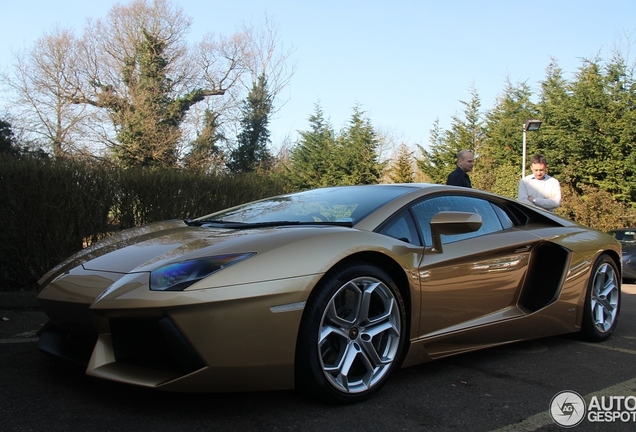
[{"x1": 1, "y1": 285, "x2": 635, "y2": 431}]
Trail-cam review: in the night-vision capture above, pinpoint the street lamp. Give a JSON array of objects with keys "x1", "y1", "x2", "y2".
[{"x1": 522, "y1": 119, "x2": 542, "y2": 178}]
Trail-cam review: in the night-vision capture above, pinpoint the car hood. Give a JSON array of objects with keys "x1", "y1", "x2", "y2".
[
  {"x1": 81, "y1": 228, "x2": 243, "y2": 274},
  {"x1": 38, "y1": 219, "x2": 355, "y2": 287}
]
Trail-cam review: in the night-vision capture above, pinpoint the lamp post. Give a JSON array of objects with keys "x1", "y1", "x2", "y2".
[{"x1": 522, "y1": 119, "x2": 542, "y2": 178}]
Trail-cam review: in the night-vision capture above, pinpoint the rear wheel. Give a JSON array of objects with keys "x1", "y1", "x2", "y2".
[
  {"x1": 580, "y1": 254, "x2": 621, "y2": 341},
  {"x1": 295, "y1": 261, "x2": 407, "y2": 403}
]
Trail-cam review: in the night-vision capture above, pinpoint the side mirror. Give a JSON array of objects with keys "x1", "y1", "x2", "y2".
[{"x1": 430, "y1": 211, "x2": 482, "y2": 253}]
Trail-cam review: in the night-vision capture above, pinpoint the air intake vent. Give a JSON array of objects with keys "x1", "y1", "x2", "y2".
[{"x1": 110, "y1": 317, "x2": 204, "y2": 373}]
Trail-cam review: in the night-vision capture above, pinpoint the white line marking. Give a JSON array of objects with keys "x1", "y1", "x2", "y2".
[{"x1": 577, "y1": 341, "x2": 636, "y2": 355}]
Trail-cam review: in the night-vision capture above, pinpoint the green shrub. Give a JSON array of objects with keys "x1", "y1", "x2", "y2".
[
  {"x1": 0, "y1": 156, "x2": 113, "y2": 289},
  {"x1": 557, "y1": 184, "x2": 636, "y2": 232},
  {"x1": 0, "y1": 156, "x2": 289, "y2": 291}
]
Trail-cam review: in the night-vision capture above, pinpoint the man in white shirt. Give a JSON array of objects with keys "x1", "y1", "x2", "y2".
[{"x1": 518, "y1": 154, "x2": 561, "y2": 212}]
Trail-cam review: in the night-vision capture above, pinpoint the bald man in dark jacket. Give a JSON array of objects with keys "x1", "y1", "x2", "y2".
[{"x1": 446, "y1": 150, "x2": 474, "y2": 188}]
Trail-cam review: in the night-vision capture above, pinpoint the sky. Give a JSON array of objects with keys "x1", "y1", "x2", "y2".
[{"x1": 2, "y1": 0, "x2": 636, "y2": 152}]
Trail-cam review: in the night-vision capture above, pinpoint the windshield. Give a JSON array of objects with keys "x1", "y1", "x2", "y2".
[{"x1": 194, "y1": 185, "x2": 414, "y2": 225}]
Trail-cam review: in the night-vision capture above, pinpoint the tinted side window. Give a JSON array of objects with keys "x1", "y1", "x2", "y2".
[
  {"x1": 411, "y1": 196, "x2": 505, "y2": 247},
  {"x1": 491, "y1": 203, "x2": 514, "y2": 229},
  {"x1": 377, "y1": 209, "x2": 421, "y2": 245}
]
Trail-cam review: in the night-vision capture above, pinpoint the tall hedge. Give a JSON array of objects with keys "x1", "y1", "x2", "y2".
[{"x1": 0, "y1": 156, "x2": 289, "y2": 291}]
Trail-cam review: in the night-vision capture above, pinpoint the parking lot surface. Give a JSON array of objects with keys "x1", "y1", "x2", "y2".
[{"x1": 2, "y1": 285, "x2": 635, "y2": 431}]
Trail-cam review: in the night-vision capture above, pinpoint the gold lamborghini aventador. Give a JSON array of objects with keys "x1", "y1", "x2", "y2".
[{"x1": 36, "y1": 184, "x2": 622, "y2": 403}]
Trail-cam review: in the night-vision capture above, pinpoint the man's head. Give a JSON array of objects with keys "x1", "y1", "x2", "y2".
[
  {"x1": 457, "y1": 150, "x2": 474, "y2": 173},
  {"x1": 530, "y1": 154, "x2": 548, "y2": 180}
]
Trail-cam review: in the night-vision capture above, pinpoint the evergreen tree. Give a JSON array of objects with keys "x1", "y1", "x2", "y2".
[
  {"x1": 603, "y1": 53, "x2": 636, "y2": 202},
  {"x1": 483, "y1": 79, "x2": 539, "y2": 171},
  {"x1": 288, "y1": 105, "x2": 383, "y2": 187},
  {"x1": 418, "y1": 87, "x2": 484, "y2": 186},
  {"x1": 227, "y1": 75, "x2": 273, "y2": 173},
  {"x1": 388, "y1": 143, "x2": 415, "y2": 183},
  {"x1": 536, "y1": 59, "x2": 570, "y2": 175},
  {"x1": 287, "y1": 104, "x2": 336, "y2": 189},
  {"x1": 336, "y1": 105, "x2": 382, "y2": 185},
  {"x1": 473, "y1": 80, "x2": 539, "y2": 197},
  {"x1": 112, "y1": 29, "x2": 184, "y2": 167},
  {"x1": 417, "y1": 119, "x2": 452, "y2": 184},
  {"x1": 542, "y1": 56, "x2": 636, "y2": 202},
  {"x1": 452, "y1": 85, "x2": 484, "y2": 151},
  {"x1": 183, "y1": 109, "x2": 226, "y2": 172}
]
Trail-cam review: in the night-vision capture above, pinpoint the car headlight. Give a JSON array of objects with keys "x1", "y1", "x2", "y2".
[{"x1": 150, "y1": 253, "x2": 255, "y2": 291}]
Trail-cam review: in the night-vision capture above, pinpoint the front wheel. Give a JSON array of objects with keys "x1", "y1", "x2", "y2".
[
  {"x1": 295, "y1": 261, "x2": 407, "y2": 403},
  {"x1": 580, "y1": 254, "x2": 621, "y2": 341}
]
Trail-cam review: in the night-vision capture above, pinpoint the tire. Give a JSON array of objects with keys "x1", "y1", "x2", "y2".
[
  {"x1": 295, "y1": 261, "x2": 407, "y2": 403},
  {"x1": 580, "y1": 254, "x2": 621, "y2": 341}
]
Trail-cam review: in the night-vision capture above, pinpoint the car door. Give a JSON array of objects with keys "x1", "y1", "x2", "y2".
[{"x1": 410, "y1": 195, "x2": 542, "y2": 354}]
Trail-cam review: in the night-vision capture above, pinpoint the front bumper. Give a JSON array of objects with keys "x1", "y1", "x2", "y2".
[{"x1": 38, "y1": 268, "x2": 320, "y2": 392}]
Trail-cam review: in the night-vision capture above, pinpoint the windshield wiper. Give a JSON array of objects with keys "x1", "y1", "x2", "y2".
[
  {"x1": 184, "y1": 219, "x2": 301, "y2": 228},
  {"x1": 184, "y1": 219, "x2": 353, "y2": 228}
]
